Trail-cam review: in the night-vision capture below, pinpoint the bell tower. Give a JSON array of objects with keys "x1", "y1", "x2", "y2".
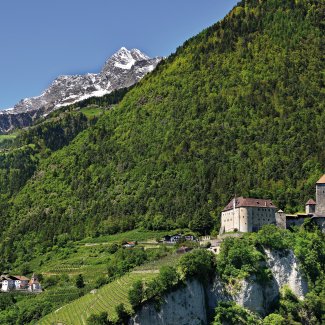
[{"x1": 316, "y1": 175, "x2": 325, "y2": 216}]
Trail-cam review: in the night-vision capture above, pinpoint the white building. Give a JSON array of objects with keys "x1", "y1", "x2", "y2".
[
  {"x1": 220, "y1": 197, "x2": 277, "y2": 233},
  {"x1": 13, "y1": 276, "x2": 30, "y2": 290},
  {"x1": 1, "y1": 276, "x2": 16, "y2": 292},
  {"x1": 28, "y1": 274, "x2": 42, "y2": 292}
]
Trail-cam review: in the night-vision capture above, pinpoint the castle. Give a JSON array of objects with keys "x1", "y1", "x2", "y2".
[{"x1": 220, "y1": 175, "x2": 325, "y2": 234}]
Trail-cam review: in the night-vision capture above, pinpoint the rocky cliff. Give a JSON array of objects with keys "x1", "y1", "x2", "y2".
[
  {"x1": 129, "y1": 280, "x2": 207, "y2": 325},
  {"x1": 0, "y1": 48, "x2": 161, "y2": 133},
  {"x1": 130, "y1": 249, "x2": 308, "y2": 325}
]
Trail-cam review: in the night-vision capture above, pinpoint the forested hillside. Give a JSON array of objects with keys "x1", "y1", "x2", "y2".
[{"x1": 0, "y1": 0, "x2": 324, "y2": 266}]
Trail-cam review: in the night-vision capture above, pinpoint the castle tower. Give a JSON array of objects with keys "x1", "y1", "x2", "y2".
[
  {"x1": 275, "y1": 209, "x2": 286, "y2": 229},
  {"x1": 305, "y1": 199, "x2": 316, "y2": 214},
  {"x1": 316, "y1": 175, "x2": 325, "y2": 216}
]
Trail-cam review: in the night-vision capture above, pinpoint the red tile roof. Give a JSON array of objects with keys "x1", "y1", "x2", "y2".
[
  {"x1": 223, "y1": 197, "x2": 277, "y2": 212},
  {"x1": 316, "y1": 175, "x2": 325, "y2": 184},
  {"x1": 13, "y1": 276, "x2": 30, "y2": 281},
  {"x1": 305, "y1": 199, "x2": 316, "y2": 205}
]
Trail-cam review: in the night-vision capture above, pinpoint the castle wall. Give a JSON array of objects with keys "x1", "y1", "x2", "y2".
[
  {"x1": 275, "y1": 212, "x2": 286, "y2": 229},
  {"x1": 316, "y1": 184, "x2": 325, "y2": 215},
  {"x1": 239, "y1": 208, "x2": 249, "y2": 232},
  {"x1": 306, "y1": 204, "x2": 315, "y2": 214},
  {"x1": 251, "y1": 207, "x2": 276, "y2": 231},
  {"x1": 221, "y1": 206, "x2": 276, "y2": 233}
]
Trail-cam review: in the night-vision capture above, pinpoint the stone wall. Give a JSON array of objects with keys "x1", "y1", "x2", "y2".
[{"x1": 316, "y1": 184, "x2": 325, "y2": 215}]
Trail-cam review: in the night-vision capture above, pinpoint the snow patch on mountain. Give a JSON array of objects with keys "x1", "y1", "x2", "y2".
[{"x1": 0, "y1": 48, "x2": 162, "y2": 133}]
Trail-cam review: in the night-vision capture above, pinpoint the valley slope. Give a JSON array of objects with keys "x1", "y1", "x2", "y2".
[{"x1": 0, "y1": 0, "x2": 324, "y2": 267}]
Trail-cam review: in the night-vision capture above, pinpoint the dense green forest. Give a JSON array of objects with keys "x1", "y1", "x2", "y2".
[{"x1": 0, "y1": 0, "x2": 324, "y2": 266}]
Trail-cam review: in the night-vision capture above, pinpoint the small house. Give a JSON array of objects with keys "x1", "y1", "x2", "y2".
[
  {"x1": 122, "y1": 241, "x2": 136, "y2": 248},
  {"x1": 28, "y1": 274, "x2": 42, "y2": 293},
  {"x1": 184, "y1": 235, "x2": 196, "y2": 242},
  {"x1": 1, "y1": 276, "x2": 16, "y2": 292},
  {"x1": 13, "y1": 276, "x2": 30, "y2": 290},
  {"x1": 163, "y1": 234, "x2": 182, "y2": 244},
  {"x1": 170, "y1": 234, "x2": 182, "y2": 243}
]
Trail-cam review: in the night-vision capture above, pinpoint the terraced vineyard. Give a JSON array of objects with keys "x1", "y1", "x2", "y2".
[
  {"x1": 134, "y1": 252, "x2": 181, "y2": 272},
  {"x1": 39, "y1": 272, "x2": 157, "y2": 325},
  {"x1": 41, "y1": 287, "x2": 81, "y2": 304}
]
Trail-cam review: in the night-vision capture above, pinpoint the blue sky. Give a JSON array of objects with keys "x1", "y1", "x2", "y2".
[{"x1": 0, "y1": 0, "x2": 238, "y2": 109}]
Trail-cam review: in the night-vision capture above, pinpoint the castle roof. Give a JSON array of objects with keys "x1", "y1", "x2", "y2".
[
  {"x1": 223, "y1": 197, "x2": 277, "y2": 212},
  {"x1": 316, "y1": 175, "x2": 325, "y2": 184},
  {"x1": 306, "y1": 199, "x2": 316, "y2": 205}
]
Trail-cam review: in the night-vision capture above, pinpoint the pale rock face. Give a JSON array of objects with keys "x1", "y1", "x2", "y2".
[
  {"x1": 206, "y1": 276, "x2": 230, "y2": 310},
  {"x1": 208, "y1": 248, "x2": 308, "y2": 316},
  {"x1": 129, "y1": 280, "x2": 207, "y2": 325},
  {"x1": 0, "y1": 48, "x2": 162, "y2": 133},
  {"x1": 231, "y1": 277, "x2": 279, "y2": 316},
  {"x1": 130, "y1": 249, "x2": 309, "y2": 324},
  {"x1": 264, "y1": 249, "x2": 308, "y2": 299}
]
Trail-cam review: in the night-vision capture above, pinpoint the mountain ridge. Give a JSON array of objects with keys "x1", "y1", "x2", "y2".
[{"x1": 0, "y1": 47, "x2": 161, "y2": 133}]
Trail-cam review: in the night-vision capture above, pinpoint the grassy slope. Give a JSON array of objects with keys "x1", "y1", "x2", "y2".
[
  {"x1": 27, "y1": 230, "x2": 170, "y2": 280},
  {"x1": 39, "y1": 253, "x2": 181, "y2": 324},
  {"x1": 0, "y1": 230, "x2": 179, "y2": 324},
  {"x1": 79, "y1": 106, "x2": 105, "y2": 118},
  {"x1": 39, "y1": 272, "x2": 156, "y2": 324}
]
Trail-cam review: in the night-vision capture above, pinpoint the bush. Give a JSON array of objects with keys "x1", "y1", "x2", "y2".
[
  {"x1": 42, "y1": 275, "x2": 60, "y2": 289},
  {"x1": 87, "y1": 312, "x2": 112, "y2": 325},
  {"x1": 128, "y1": 280, "x2": 144, "y2": 309},
  {"x1": 213, "y1": 302, "x2": 260, "y2": 325},
  {"x1": 75, "y1": 274, "x2": 85, "y2": 289},
  {"x1": 94, "y1": 276, "x2": 108, "y2": 289},
  {"x1": 178, "y1": 249, "x2": 215, "y2": 281},
  {"x1": 263, "y1": 313, "x2": 286, "y2": 325},
  {"x1": 216, "y1": 237, "x2": 262, "y2": 281},
  {"x1": 254, "y1": 225, "x2": 292, "y2": 250},
  {"x1": 144, "y1": 266, "x2": 180, "y2": 300},
  {"x1": 159, "y1": 266, "x2": 179, "y2": 291},
  {"x1": 115, "y1": 303, "x2": 130, "y2": 324}
]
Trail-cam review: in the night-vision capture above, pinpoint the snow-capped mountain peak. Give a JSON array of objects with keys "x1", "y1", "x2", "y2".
[
  {"x1": 104, "y1": 47, "x2": 150, "y2": 71},
  {"x1": 0, "y1": 48, "x2": 162, "y2": 133}
]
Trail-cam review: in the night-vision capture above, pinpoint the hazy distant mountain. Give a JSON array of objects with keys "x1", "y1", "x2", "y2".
[{"x1": 0, "y1": 48, "x2": 161, "y2": 133}]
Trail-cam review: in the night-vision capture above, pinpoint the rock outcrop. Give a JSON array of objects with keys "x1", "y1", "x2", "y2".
[
  {"x1": 129, "y1": 280, "x2": 207, "y2": 325},
  {"x1": 130, "y1": 249, "x2": 308, "y2": 324},
  {"x1": 264, "y1": 249, "x2": 308, "y2": 299}
]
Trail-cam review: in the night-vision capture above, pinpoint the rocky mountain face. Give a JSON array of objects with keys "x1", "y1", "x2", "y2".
[
  {"x1": 130, "y1": 249, "x2": 308, "y2": 325},
  {"x1": 0, "y1": 48, "x2": 161, "y2": 133}
]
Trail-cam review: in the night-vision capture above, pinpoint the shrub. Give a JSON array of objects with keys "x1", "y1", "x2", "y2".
[
  {"x1": 128, "y1": 280, "x2": 144, "y2": 309},
  {"x1": 178, "y1": 249, "x2": 215, "y2": 281},
  {"x1": 75, "y1": 274, "x2": 85, "y2": 289},
  {"x1": 263, "y1": 313, "x2": 286, "y2": 325},
  {"x1": 87, "y1": 312, "x2": 113, "y2": 325},
  {"x1": 213, "y1": 302, "x2": 260, "y2": 325},
  {"x1": 216, "y1": 237, "x2": 262, "y2": 281},
  {"x1": 254, "y1": 225, "x2": 292, "y2": 250},
  {"x1": 115, "y1": 303, "x2": 130, "y2": 324}
]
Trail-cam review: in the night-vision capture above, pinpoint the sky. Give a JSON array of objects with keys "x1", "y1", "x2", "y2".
[{"x1": 0, "y1": 0, "x2": 238, "y2": 109}]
